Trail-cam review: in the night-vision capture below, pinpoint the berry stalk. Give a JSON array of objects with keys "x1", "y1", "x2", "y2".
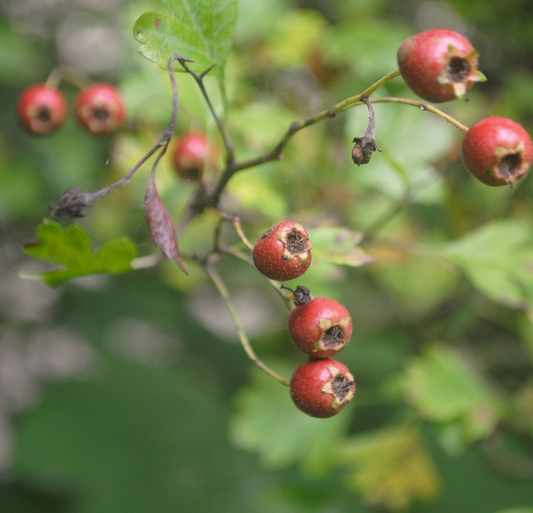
[
  {"x1": 204, "y1": 264, "x2": 290, "y2": 386},
  {"x1": 368, "y1": 96, "x2": 469, "y2": 133}
]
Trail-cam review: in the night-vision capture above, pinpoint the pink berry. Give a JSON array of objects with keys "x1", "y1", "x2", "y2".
[
  {"x1": 290, "y1": 359, "x2": 356, "y2": 418},
  {"x1": 252, "y1": 221, "x2": 312, "y2": 281},
  {"x1": 172, "y1": 132, "x2": 218, "y2": 181},
  {"x1": 462, "y1": 116, "x2": 533, "y2": 187},
  {"x1": 287, "y1": 286, "x2": 352, "y2": 359},
  {"x1": 17, "y1": 84, "x2": 67, "y2": 135},
  {"x1": 397, "y1": 28, "x2": 486, "y2": 103},
  {"x1": 74, "y1": 82, "x2": 125, "y2": 135}
]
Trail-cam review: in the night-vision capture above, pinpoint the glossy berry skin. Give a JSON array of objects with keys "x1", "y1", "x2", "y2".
[
  {"x1": 17, "y1": 84, "x2": 67, "y2": 135},
  {"x1": 172, "y1": 132, "x2": 217, "y2": 181},
  {"x1": 290, "y1": 359, "x2": 356, "y2": 418},
  {"x1": 289, "y1": 297, "x2": 352, "y2": 359},
  {"x1": 397, "y1": 28, "x2": 486, "y2": 103},
  {"x1": 253, "y1": 221, "x2": 312, "y2": 281},
  {"x1": 74, "y1": 83, "x2": 125, "y2": 135},
  {"x1": 463, "y1": 117, "x2": 533, "y2": 187}
]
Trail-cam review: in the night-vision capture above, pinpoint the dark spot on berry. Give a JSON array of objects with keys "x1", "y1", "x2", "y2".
[
  {"x1": 447, "y1": 57, "x2": 470, "y2": 83},
  {"x1": 37, "y1": 108, "x2": 51, "y2": 122},
  {"x1": 331, "y1": 375, "x2": 354, "y2": 402},
  {"x1": 322, "y1": 325, "x2": 345, "y2": 347},
  {"x1": 499, "y1": 153, "x2": 522, "y2": 180},
  {"x1": 93, "y1": 107, "x2": 110, "y2": 121},
  {"x1": 286, "y1": 228, "x2": 309, "y2": 255}
]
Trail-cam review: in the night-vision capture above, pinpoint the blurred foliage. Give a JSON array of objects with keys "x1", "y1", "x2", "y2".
[{"x1": 1, "y1": 0, "x2": 533, "y2": 512}]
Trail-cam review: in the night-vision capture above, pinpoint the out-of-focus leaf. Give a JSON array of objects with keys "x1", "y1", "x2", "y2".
[
  {"x1": 338, "y1": 426, "x2": 440, "y2": 511},
  {"x1": 495, "y1": 509, "x2": 533, "y2": 513},
  {"x1": 440, "y1": 219, "x2": 533, "y2": 309},
  {"x1": 143, "y1": 171, "x2": 187, "y2": 274},
  {"x1": 226, "y1": 170, "x2": 288, "y2": 220},
  {"x1": 402, "y1": 344, "x2": 500, "y2": 445},
  {"x1": 229, "y1": 363, "x2": 350, "y2": 476},
  {"x1": 21, "y1": 219, "x2": 137, "y2": 287},
  {"x1": 12, "y1": 357, "x2": 265, "y2": 513},
  {"x1": 370, "y1": 244, "x2": 461, "y2": 319},
  {"x1": 308, "y1": 227, "x2": 375, "y2": 267},
  {"x1": 133, "y1": 0, "x2": 238, "y2": 81},
  {"x1": 263, "y1": 9, "x2": 329, "y2": 68}
]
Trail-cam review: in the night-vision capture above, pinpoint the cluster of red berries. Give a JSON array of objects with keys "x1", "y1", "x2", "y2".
[
  {"x1": 17, "y1": 82, "x2": 125, "y2": 136},
  {"x1": 252, "y1": 221, "x2": 356, "y2": 418},
  {"x1": 397, "y1": 28, "x2": 533, "y2": 187}
]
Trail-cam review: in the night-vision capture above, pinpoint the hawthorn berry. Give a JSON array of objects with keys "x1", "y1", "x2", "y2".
[
  {"x1": 462, "y1": 116, "x2": 533, "y2": 187},
  {"x1": 17, "y1": 84, "x2": 67, "y2": 135},
  {"x1": 172, "y1": 132, "x2": 218, "y2": 181},
  {"x1": 397, "y1": 28, "x2": 486, "y2": 103},
  {"x1": 74, "y1": 82, "x2": 125, "y2": 135},
  {"x1": 252, "y1": 221, "x2": 312, "y2": 281},
  {"x1": 290, "y1": 358, "x2": 356, "y2": 418},
  {"x1": 286, "y1": 286, "x2": 352, "y2": 359}
]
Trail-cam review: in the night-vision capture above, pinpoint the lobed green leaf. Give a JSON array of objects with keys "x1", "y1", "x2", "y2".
[{"x1": 21, "y1": 219, "x2": 137, "y2": 287}]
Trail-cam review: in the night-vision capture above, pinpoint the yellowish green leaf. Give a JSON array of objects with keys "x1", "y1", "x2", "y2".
[{"x1": 339, "y1": 426, "x2": 440, "y2": 511}]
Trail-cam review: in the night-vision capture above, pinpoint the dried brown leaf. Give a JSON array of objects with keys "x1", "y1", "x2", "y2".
[{"x1": 143, "y1": 173, "x2": 187, "y2": 274}]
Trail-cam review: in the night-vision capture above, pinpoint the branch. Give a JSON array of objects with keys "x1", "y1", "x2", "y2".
[{"x1": 50, "y1": 52, "x2": 191, "y2": 219}]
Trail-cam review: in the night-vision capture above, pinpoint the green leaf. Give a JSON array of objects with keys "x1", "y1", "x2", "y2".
[
  {"x1": 133, "y1": 0, "x2": 238, "y2": 80},
  {"x1": 338, "y1": 426, "x2": 440, "y2": 510},
  {"x1": 21, "y1": 219, "x2": 137, "y2": 287},
  {"x1": 402, "y1": 344, "x2": 500, "y2": 444},
  {"x1": 440, "y1": 219, "x2": 533, "y2": 308},
  {"x1": 229, "y1": 363, "x2": 350, "y2": 476},
  {"x1": 308, "y1": 227, "x2": 375, "y2": 267}
]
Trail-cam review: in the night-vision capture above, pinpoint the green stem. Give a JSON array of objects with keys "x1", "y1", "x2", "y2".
[
  {"x1": 369, "y1": 96, "x2": 469, "y2": 133},
  {"x1": 216, "y1": 244, "x2": 294, "y2": 311},
  {"x1": 45, "y1": 65, "x2": 92, "y2": 90},
  {"x1": 206, "y1": 70, "x2": 403, "y2": 207},
  {"x1": 205, "y1": 265, "x2": 290, "y2": 386}
]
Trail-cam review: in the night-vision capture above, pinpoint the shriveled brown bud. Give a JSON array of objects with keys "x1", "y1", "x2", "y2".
[{"x1": 351, "y1": 96, "x2": 381, "y2": 166}]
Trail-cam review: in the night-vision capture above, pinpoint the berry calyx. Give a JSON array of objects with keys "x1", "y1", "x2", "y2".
[
  {"x1": 397, "y1": 28, "x2": 486, "y2": 103},
  {"x1": 252, "y1": 221, "x2": 312, "y2": 281},
  {"x1": 172, "y1": 132, "x2": 218, "y2": 181},
  {"x1": 17, "y1": 84, "x2": 67, "y2": 135},
  {"x1": 74, "y1": 82, "x2": 125, "y2": 135},
  {"x1": 462, "y1": 116, "x2": 533, "y2": 187},
  {"x1": 287, "y1": 290, "x2": 352, "y2": 358},
  {"x1": 290, "y1": 359, "x2": 356, "y2": 418}
]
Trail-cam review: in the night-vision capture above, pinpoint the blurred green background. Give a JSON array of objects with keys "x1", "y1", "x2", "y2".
[{"x1": 1, "y1": 0, "x2": 533, "y2": 512}]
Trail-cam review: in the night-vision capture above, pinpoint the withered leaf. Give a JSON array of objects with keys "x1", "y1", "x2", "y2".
[{"x1": 143, "y1": 172, "x2": 188, "y2": 274}]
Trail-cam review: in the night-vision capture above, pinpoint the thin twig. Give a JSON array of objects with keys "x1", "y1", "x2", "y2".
[
  {"x1": 50, "y1": 53, "x2": 190, "y2": 219},
  {"x1": 179, "y1": 60, "x2": 236, "y2": 165},
  {"x1": 202, "y1": 70, "x2": 403, "y2": 210},
  {"x1": 205, "y1": 264, "x2": 290, "y2": 386},
  {"x1": 368, "y1": 96, "x2": 470, "y2": 133}
]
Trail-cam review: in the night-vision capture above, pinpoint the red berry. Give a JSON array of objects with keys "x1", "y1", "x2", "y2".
[
  {"x1": 287, "y1": 287, "x2": 352, "y2": 358},
  {"x1": 290, "y1": 359, "x2": 356, "y2": 418},
  {"x1": 252, "y1": 221, "x2": 312, "y2": 281},
  {"x1": 397, "y1": 28, "x2": 486, "y2": 103},
  {"x1": 74, "y1": 82, "x2": 125, "y2": 135},
  {"x1": 172, "y1": 132, "x2": 218, "y2": 181},
  {"x1": 463, "y1": 117, "x2": 533, "y2": 187},
  {"x1": 17, "y1": 84, "x2": 67, "y2": 135}
]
